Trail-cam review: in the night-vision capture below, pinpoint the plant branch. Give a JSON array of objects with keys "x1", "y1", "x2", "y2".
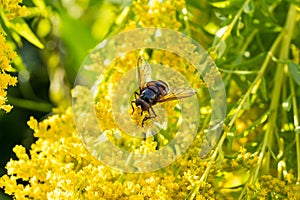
[
  {"x1": 289, "y1": 73, "x2": 300, "y2": 183},
  {"x1": 237, "y1": 4, "x2": 297, "y2": 199},
  {"x1": 218, "y1": 0, "x2": 251, "y2": 43},
  {"x1": 227, "y1": 29, "x2": 284, "y2": 129},
  {"x1": 7, "y1": 97, "x2": 53, "y2": 112},
  {"x1": 187, "y1": 132, "x2": 227, "y2": 200}
]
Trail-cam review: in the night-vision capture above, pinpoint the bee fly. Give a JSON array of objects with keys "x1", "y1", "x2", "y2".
[{"x1": 131, "y1": 56, "x2": 196, "y2": 127}]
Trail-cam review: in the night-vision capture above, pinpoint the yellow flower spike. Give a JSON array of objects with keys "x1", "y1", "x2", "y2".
[
  {"x1": 1, "y1": 0, "x2": 29, "y2": 20},
  {"x1": 0, "y1": 104, "x2": 13, "y2": 112},
  {"x1": 127, "y1": 0, "x2": 185, "y2": 30},
  {"x1": 0, "y1": 34, "x2": 18, "y2": 112},
  {"x1": 27, "y1": 116, "x2": 39, "y2": 131},
  {"x1": 12, "y1": 145, "x2": 29, "y2": 160}
]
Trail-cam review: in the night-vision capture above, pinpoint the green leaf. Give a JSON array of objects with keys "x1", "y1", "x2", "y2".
[
  {"x1": 260, "y1": 77, "x2": 268, "y2": 101},
  {"x1": 8, "y1": 18, "x2": 44, "y2": 49},
  {"x1": 288, "y1": 62, "x2": 300, "y2": 86},
  {"x1": 216, "y1": 39, "x2": 227, "y2": 58},
  {"x1": 224, "y1": 53, "x2": 266, "y2": 69}
]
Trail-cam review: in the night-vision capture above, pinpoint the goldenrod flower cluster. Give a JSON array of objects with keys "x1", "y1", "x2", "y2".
[
  {"x1": 0, "y1": 0, "x2": 29, "y2": 20},
  {"x1": 125, "y1": 0, "x2": 185, "y2": 30},
  {"x1": 0, "y1": 0, "x2": 28, "y2": 112},
  {"x1": 3, "y1": 97, "x2": 297, "y2": 197},
  {"x1": 0, "y1": 33, "x2": 17, "y2": 112},
  {"x1": 0, "y1": 108, "x2": 206, "y2": 199},
  {"x1": 0, "y1": 107, "x2": 299, "y2": 199},
  {"x1": 248, "y1": 175, "x2": 300, "y2": 199}
]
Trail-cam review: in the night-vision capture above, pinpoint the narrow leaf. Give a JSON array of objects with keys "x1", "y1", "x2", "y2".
[
  {"x1": 8, "y1": 18, "x2": 44, "y2": 49},
  {"x1": 288, "y1": 62, "x2": 300, "y2": 86},
  {"x1": 260, "y1": 77, "x2": 268, "y2": 101}
]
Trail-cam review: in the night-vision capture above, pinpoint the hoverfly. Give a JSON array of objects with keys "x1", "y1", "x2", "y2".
[{"x1": 131, "y1": 56, "x2": 196, "y2": 127}]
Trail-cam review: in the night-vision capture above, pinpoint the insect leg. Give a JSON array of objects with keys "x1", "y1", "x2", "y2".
[
  {"x1": 149, "y1": 106, "x2": 157, "y2": 119},
  {"x1": 142, "y1": 115, "x2": 148, "y2": 127},
  {"x1": 134, "y1": 91, "x2": 140, "y2": 99},
  {"x1": 131, "y1": 101, "x2": 136, "y2": 115},
  {"x1": 131, "y1": 91, "x2": 140, "y2": 115},
  {"x1": 141, "y1": 106, "x2": 157, "y2": 127}
]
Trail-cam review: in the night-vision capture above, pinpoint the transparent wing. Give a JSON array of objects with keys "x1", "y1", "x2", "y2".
[
  {"x1": 157, "y1": 88, "x2": 196, "y2": 102},
  {"x1": 137, "y1": 56, "x2": 152, "y2": 91}
]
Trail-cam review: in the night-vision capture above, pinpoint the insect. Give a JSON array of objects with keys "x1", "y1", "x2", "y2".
[{"x1": 131, "y1": 56, "x2": 196, "y2": 127}]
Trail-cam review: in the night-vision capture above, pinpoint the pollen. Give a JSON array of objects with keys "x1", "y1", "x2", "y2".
[{"x1": 130, "y1": 103, "x2": 150, "y2": 127}]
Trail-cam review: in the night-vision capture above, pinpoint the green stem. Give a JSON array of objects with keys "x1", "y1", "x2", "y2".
[
  {"x1": 219, "y1": 0, "x2": 251, "y2": 42},
  {"x1": 241, "y1": 29, "x2": 258, "y2": 53},
  {"x1": 289, "y1": 73, "x2": 300, "y2": 183},
  {"x1": 222, "y1": 28, "x2": 258, "y2": 90},
  {"x1": 227, "y1": 29, "x2": 284, "y2": 129},
  {"x1": 226, "y1": 0, "x2": 293, "y2": 129},
  {"x1": 248, "y1": 0, "x2": 296, "y2": 187},
  {"x1": 262, "y1": 2, "x2": 297, "y2": 175},
  {"x1": 211, "y1": 0, "x2": 251, "y2": 56},
  {"x1": 189, "y1": 2, "x2": 295, "y2": 200},
  {"x1": 238, "y1": 4, "x2": 297, "y2": 199},
  {"x1": 7, "y1": 97, "x2": 53, "y2": 112},
  {"x1": 187, "y1": 132, "x2": 227, "y2": 200}
]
